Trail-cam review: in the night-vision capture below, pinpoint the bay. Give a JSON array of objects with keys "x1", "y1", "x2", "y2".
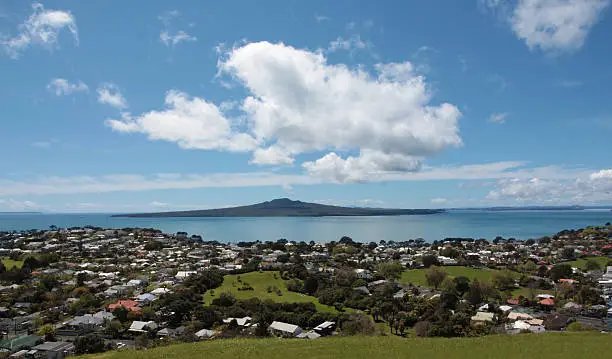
[{"x1": 1, "y1": 210, "x2": 611, "y2": 243}]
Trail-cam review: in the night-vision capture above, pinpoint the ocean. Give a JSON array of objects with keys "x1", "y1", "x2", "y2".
[{"x1": 1, "y1": 210, "x2": 611, "y2": 243}]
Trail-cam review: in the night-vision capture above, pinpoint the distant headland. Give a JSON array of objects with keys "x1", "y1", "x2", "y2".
[{"x1": 113, "y1": 198, "x2": 444, "y2": 218}]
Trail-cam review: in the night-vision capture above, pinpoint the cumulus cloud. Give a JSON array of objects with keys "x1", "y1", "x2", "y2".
[
  {"x1": 484, "y1": 0, "x2": 610, "y2": 53},
  {"x1": 487, "y1": 169, "x2": 612, "y2": 203},
  {"x1": 105, "y1": 41, "x2": 462, "y2": 183},
  {"x1": 47, "y1": 78, "x2": 88, "y2": 96},
  {"x1": 303, "y1": 151, "x2": 422, "y2": 183},
  {"x1": 488, "y1": 112, "x2": 508, "y2": 124},
  {"x1": 106, "y1": 90, "x2": 257, "y2": 151},
  {"x1": 97, "y1": 83, "x2": 128, "y2": 109},
  {"x1": 158, "y1": 10, "x2": 196, "y2": 48},
  {"x1": 1, "y1": 2, "x2": 78, "y2": 59}
]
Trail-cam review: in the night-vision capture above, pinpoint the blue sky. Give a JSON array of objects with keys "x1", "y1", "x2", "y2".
[{"x1": 1, "y1": 0, "x2": 611, "y2": 212}]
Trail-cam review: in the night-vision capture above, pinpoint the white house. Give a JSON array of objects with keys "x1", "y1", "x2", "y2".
[{"x1": 268, "y1": 321, "x2": 302, "y2": 337}]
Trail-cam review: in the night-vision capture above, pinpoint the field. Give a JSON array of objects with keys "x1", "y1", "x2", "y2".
[
  {"x1": 1, "y1": 257, "x2": 24, "y2": 269},
  {"x1": 203, "y1": 271, "x2": 338, "y2": 313},
  {"x1": 399, "y1": 266, "x2": 518, "y2": 287},
  {"x1": 78, "y1": 333, "x2": 610, "y2": 359},
  {"x1": 566, "y1": 256, "x2": 610, "y2": 271}
]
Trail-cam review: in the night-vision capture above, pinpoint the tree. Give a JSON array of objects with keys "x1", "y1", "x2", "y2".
[
  {"x1": 376, "y1": 262, "x2": 404, "y2": 280},
  {"x1": 74, "y1": 334, "x2": 105, "y2": 355},
  {"x1": 425, "y1": 266, "x2": 447, "y2": 289},
  {"x1": 38, "y1": 324, "x2": 56, "y2": 341},
  {"x1": 561, "y1": 248, "x2": 575, "y2": 260},
  {"x1": 414, "y1": 321, "x2": 432, "y2": 337},
  {"x1": 549, "y1": 264, "x2": 572, "y2": 282},
  {"x1": 422, "y1": 255, "x2": 439, "y2": 268},
  {"x1": 453, "y1": 276, "x2": 471, "y2": 296},
  {"x1": 467, "y1": 279, "x2": 493, "y2": 306},
  {"x1": 584, "y1": 259, "x2": 602, "y2": 272},
  {"x1": 112, "y1": 306, "x2": 129, "y2": 323},
  {"x1": 492, "y1": 271, "x2": 516, "y2": 291},
  {"x1": 340, "y1": 314, "x2": 376, "y2": 336}
]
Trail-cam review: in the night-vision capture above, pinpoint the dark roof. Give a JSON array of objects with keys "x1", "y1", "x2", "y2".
[{"x1": 32, "y1": 341, "x2": 74, "y2": 352}]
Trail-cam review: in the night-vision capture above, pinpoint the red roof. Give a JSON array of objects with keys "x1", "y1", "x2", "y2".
[
  {"x1": 108, "y1": 299, "x2": 142, "y2": 312},
  {"x1": 507, "y1": 299, "x2": 519, "y2": 305},
  {"x1": 539, "y1": 298, "x2": 555, "y2": 306}
]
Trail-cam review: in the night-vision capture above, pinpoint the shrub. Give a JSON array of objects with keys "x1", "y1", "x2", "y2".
[{"x1": 415, "y1": 321, "x2": 433, "y2": 337}]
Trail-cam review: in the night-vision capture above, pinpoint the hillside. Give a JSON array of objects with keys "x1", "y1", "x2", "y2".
[
  {"x1": 203, "y1": 271, "x2": 339, "y2": 313},
  {"x1": 78, "y1": 333, "x2": 609, "y2": 359},
  {"x1": 113, "y1": 198, "x2": 444, "y2": 218}
]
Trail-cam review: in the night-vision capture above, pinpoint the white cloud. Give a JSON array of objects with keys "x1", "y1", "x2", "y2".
[
  {"x1": 160, "y1": 30, "x2": 196, "y2": 47},
  {"x1": 219, "y1": 41, "x2": 461, "y2": 176},
  {"x1": 150, "y1": 201, "x2": 169, "y2": 207},
  {"x1": 488, "y1": 112, "x2": 509, "y2": 124},
  {"x1": 303, "y1": 150, "x2": 422, "y2": 183},
  {"x1": 487, "y1": 168, "x2": 612, "y2": 203},
  {"x1": 1, "y1": 2, "x2": 78, "y2": 59},
  {"x1": 327, "y1": 35, "x2": 369, "y2": 53},
  {"x1": 430, "y1": 198, "x2": 448, "y2": 204},
  {"x1": 0, "y1": 162, "x2": 592, "y2": 196},
  {"x1": 251, "y1": 146, "x2": 295, "y2": 165},
  {"x1": 315, "y1": 14, "x2": 330, "y2": 22},
  {"x1": 47, "y1": 78, "x2": 88, "y2": 96},
  {"x1": 158, "y1": 10, "x2": 196, "y2": 48},
  {"x1": 0, "y1": 198, "x2": 43, "y2": 211},
  {"x1": 107, "y1": 41, "x2": 462, "y2": 182},
  {"x1": 32, "y1": 139, "x2": 58, "y2": 149},
  {"x1": 97, "y1": 83, "x2": 127, "y2": 109},
  {"x1": 497, "y1": 0, "x2": 610, "y2": 53},
  {"x1": 106, "y1": 90, "x2": 257, "y2": 151}
]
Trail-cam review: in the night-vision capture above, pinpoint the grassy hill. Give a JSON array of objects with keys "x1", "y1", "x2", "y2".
[
  {"x1": 203, "y1": 271, "x2": 338, "y2": 313},
  {"x1": 399, "y1": 266, "x2": 519, "y2": 287},
  {"x1": 78, "y1": 333, "x2": 610, "y2": 359},
  {"x1": 1, "y1": 257, "x2": 23, "y2": 269},
  {"x1": 566, "y1": 256, "x2": 610, "y2": 271}
]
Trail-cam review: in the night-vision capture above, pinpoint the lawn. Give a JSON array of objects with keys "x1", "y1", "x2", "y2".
[
  {"x1": 1, "y1": 257, "x2": 24, "y2": 269},
  {"x1": 203, "y1": 271, "x2": 338, "y2": 313},
  {"x1": 566, "y1": 256, "x2": 610, "y2": 271},
  {"x1": 78, "y1": 333, "x2": 611, "y2": 359},
  {"x1": 400, "y1": 266, "x2": 518, "y2": 287}
]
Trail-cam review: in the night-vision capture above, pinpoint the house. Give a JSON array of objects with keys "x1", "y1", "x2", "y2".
[
  {"x1": 507, "y1": 312, "x2": 533, "y2": 321},
  {"x1": 470, "y1": 312, "x2": 495, "y2": 325},
  {"x1": 108, "y1": 299, "x2": 141, "y2": 312},
  {"x1": 128, "y1": 321, "x2": 158, "y2": 333},
  {"x1": 135, "y1": 293, "x2": 157, "y2": 304},
  {"x1": 194, "y1": 329, "x2": 218, "y2": 339},
  {"x1": 66, "y1": 314, "x2": 105, "y2": 330},
  {"x1": 268, "y1": 321, "x2": 302, "y2": 337},
  {"x1": 223, "y1": 317, "x2": 252, "y2": 327},
  {"x1": 30, "y1": 342, "x2": 74, "y2": 359},
  {"x1": 150, "y1": 287, "x2": 171, "y2": 295},
  {"x1": 175, "y1": 271, "x2": 197, "y2": 280},
  {"x1": 313, "y1": 321, "x2": 335, "y2": 336},
  {"x1": 157, "y1": 326, "x2": 185, "y2": 338}
]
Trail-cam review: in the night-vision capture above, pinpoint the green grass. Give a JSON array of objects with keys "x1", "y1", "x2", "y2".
[
  {"x1": 77, "y1": 333, "x2": 611, "y2": 359},
  {"x1": 566, "y1": 256, "x2": 610, "y2": 271},
  {"x1": 1, "y1": 257, "x2": 24, "y2": 269},
  {"x1": 400, "y1": 266, "x2": 518, "y2": 287},
  {"x1": 203, "y1": 271, "x2": 338, "y2": 313},
  {"x1": 510, "y1": 286, "x2": 554, "y2": 298}
]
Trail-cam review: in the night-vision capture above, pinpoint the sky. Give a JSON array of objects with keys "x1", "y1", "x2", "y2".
[{"x1": 1, "y1": 0, "x2": 612, "y2": 213}]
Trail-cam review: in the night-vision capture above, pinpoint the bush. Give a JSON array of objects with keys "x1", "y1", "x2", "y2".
[
  {"x1": 340, "y1": 314, "x2": 376, "y2": 336},
  {"x1": 566, "y1": 322, "x2": 585, "y2": 332},
  {"x1": 414, "y1": 321, "x2": 433, "y2": 337}
]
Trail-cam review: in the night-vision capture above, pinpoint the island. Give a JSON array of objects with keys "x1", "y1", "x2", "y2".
[{"x1": 112, "y1": 198, "x2": 444, "y2": 218}]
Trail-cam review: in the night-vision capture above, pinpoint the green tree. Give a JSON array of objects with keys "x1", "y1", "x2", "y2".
[
  {"x1": 422, "y1": 255, "x2": 439, "y2": 268},
  {"x1": 453, "y1": 276, "x2": 471, "y2": 296},
  {"x1": 38, "y1": 324, "x2": 56, "y2": 341},
  {"x1": 425, "y1": 266, "x2": 447, "y2": 289},
  {"x1": 549, "y1": 264, "x2": 572, "y2": 282},
  {"x1": 492, "y1": 271, "x2": 516, "y2": 291},
  {"x1": 584, "y1": 260, "x2": 602, "y2": 272},
  {"x1": 74, "y1": 334, "x2": 105, "y2": 355},
  {"x1": 376, "y1": 262, "x2": 404, "y2": 280}
]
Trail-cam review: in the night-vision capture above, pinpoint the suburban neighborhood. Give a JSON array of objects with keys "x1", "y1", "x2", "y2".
[{"x1": 1, "y1": 223, "x2": 612, "y2": 357}]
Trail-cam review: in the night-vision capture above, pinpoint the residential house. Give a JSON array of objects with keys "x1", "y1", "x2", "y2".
[
  {"x1": 108, "y1": 299, "x2": 141, "y2": 312},
  {"x1": 30, "y1": 342, "x2": 74, "y2": 359},
  {"x1": 268, "y1": 321, "x2": 302, "y2": 337},
  {"x1": 128, "y1": 321, "x2": 158, "y2": 333}
]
